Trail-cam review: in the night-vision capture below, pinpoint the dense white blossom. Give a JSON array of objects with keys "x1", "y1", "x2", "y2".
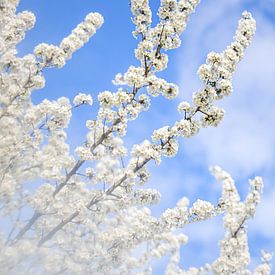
[
  {"x1": 0, "y1": 0, "x2": 270, "y2": 274},
  {"x1": 190, "y1": 199, "x2": 215, "y2": 220},
  {"x1": 73, "y1": 93, "x2": 93, "y2": 106},
  {"x1": 178, "y1": 101, "x2": 191, "y2": 113},
  {"x1": 34, "y1": 12, "x2": 103, "y2": 68}
]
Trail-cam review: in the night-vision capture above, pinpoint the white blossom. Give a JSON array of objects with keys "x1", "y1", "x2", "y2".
[
  {"x1": 0, "y1": 1, "x2": 269, "y2": 274},
  {"x1": 190, "y1": 199, "x2": 214, "y2": 220},
  {"x1": 178, "y1": 101, "x2": 191, "y2": 113},
  {"x1": 73, "y1": 93, "x2": 93, "y2": 106}
]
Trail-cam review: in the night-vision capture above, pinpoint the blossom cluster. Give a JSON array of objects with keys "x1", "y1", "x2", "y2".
[
  {"x1": 34, "y1": 12, "x2": 103, "y2": 68},
  {"x1": 0, "y1": 0, "x2": 271, "y2": 274},
  {"x1": 209, "y1": 167, "x2": 270, "y2": 274},
  {"x1": 146, "y1": 11, "x2": 256, "y2": 160}
]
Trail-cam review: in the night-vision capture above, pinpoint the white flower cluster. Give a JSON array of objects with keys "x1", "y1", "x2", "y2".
[
  {"x1": 73, "y1": 92, "x2": 93, "y2": 106},
  {"x1": 60, "y1": 12, "x2": 103, "y2": 59},
  {"x1": 0, "y1": 1, "x2": 270, "y2": 274},
  {"x1": 254, "y1": 251, "x2": 273, "y2": 274},
  {"x1": 209, "y1": 166, "x2": 266, "y2": 274},
  {"x1": 146, "y1": 11, "x2": 257, "y2": 163},
  {"x1": 131, "y1": 140, "x2": 161, "y2": 164},
  {"x1": 131, "y1": 0, "x2": 152, "y2": 37},
  {"x1": 132, "y1": 189, "x2": 161, "y2": 205},
  {"x1": 0, "y1": 11, "x2": 35, "y2": 53},
  {"x1": 192, "y1": 12, "x2": 256, "y2": 128},
  {"x1": 0, "y1": 0, "x2": 19, "y2": 14},
  {"x1": 34, "y1": 12, "x2": 103, "y2": 68},
  {"x1": 130, "y1": 0, "x2": 200, "y2": 96},
  {"x1": 160, "y1": 198, "x2": 189, "y2": 228},
  {"x1": 177, "y1": 101, "x2": 190, "y2": 113},
  {"x1": 90, "y1": 0, "x2": 204, "y2": 165},
  {"x1": 25, "y1": 97, "x2": 72, "y2": 130},
  {"x1": 190, "y1": 199, "x2": 214, "y2": 220},
  {"x1": 34, "y1": 43, "x2": 66, "y2": 68}
]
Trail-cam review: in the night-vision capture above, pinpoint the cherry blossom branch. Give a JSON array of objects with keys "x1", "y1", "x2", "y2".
[
  {"x1": 37, "y1": 157, "x2": 152, "y2": 246},
  {"x1": 12, "y1": 17, "x2": 172, "y2": 242}
]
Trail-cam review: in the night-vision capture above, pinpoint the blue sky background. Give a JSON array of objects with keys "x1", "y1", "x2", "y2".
[{"x1": 17, "y1": 0, "x2": 275, "y2": 272}]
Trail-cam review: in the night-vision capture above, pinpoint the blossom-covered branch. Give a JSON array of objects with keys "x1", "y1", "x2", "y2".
[{"x1": 0, "y1": 0, "x2": 271, "y2": 274}]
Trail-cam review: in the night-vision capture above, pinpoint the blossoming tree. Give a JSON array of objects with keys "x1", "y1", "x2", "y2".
[{"x1": 0, "y1": 0, "x2": 272, "y2": 273}]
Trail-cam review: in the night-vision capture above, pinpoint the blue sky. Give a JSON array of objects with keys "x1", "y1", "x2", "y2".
[{"x1": 18, "y1": 0, "x2": 275, "y2": 272}]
